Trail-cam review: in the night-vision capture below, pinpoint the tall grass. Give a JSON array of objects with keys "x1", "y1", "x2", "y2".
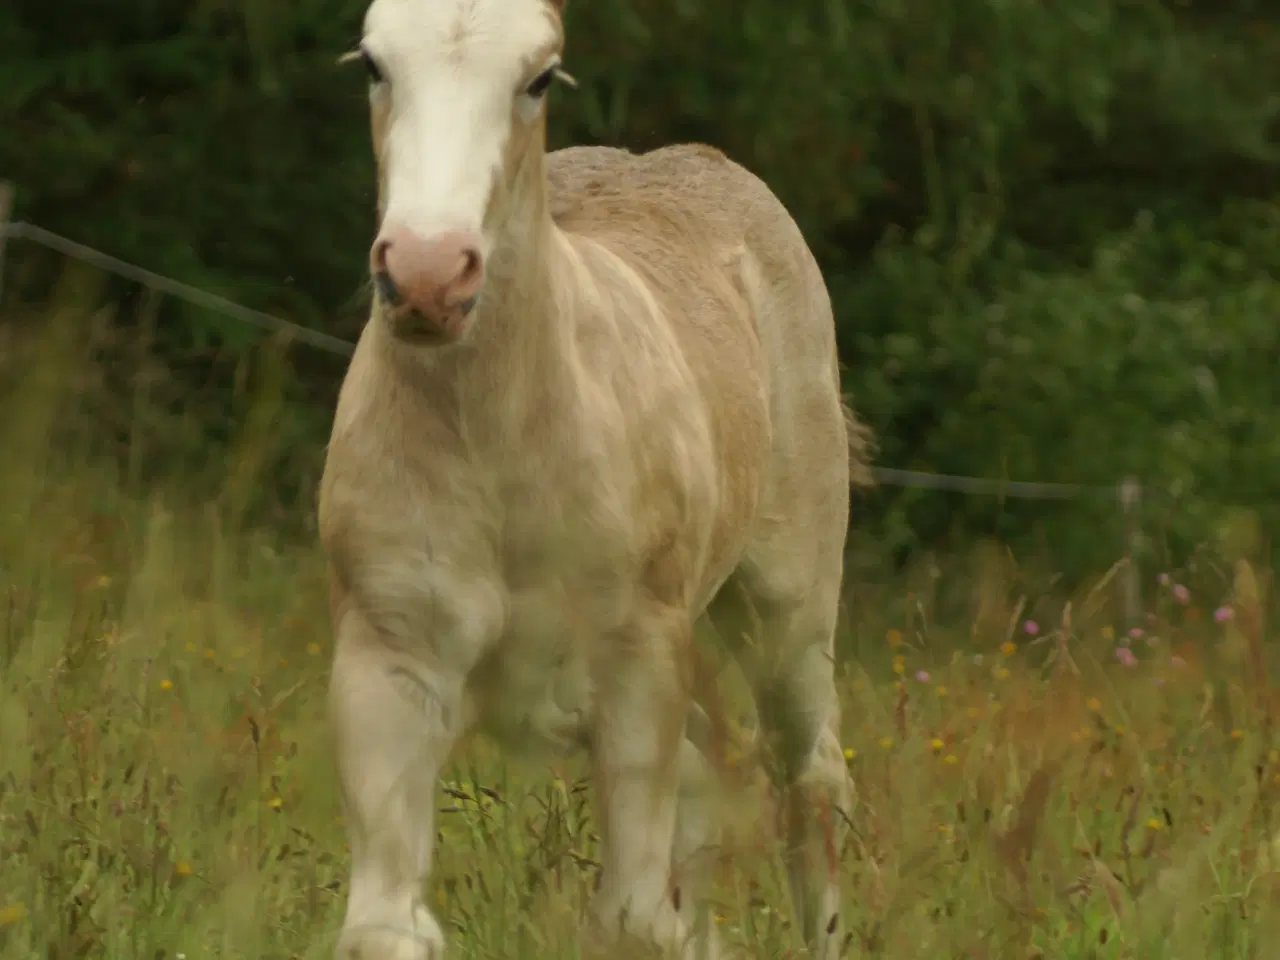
[{"x1": 2, "y1": 274, "x2": 1279, "y2": 958}]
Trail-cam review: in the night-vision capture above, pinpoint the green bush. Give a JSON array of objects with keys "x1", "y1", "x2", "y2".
[{"x1": 2, "y1": 0, "x2": 1278, "y2": 572}]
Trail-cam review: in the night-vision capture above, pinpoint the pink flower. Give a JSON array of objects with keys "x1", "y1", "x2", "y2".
[
  {"x1": 915, "y1": 670, "x2": 931, "y2": 683},
  {"x1": 1170, "y1": 655, "x2": 1187, "y2": 669},
  {"x1": 1128, "y1": 627, "x2": 1145, "y2": 640},
  {"x1": 1214, "y1": 606, "x2": 1234, "y2": 623},
  {"x1": 1158, "y1": 572, "x2": 1171, "y2": 586},
  {"x1": 1023, "y1": 620, "x2": 1039, "y2": 636},
  {"x1": 1172, "y1": 584, "x2": 1190, "y2": 605},
  {"x1": 1115, "y1": 647, "x2": 1138, "y2": 667}
]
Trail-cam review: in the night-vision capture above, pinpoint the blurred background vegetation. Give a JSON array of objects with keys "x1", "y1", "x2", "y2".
[{"x1": 2, "y1": 0, "x2": 1278, "y2": 577}]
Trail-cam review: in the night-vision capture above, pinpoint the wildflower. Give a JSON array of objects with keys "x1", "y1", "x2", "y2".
[
  {"x1": 268, "y1": 796, "x2": 283, "y2": 810},
  {"x1": 1172, "y1": 584, "x2": 1190, "y2": 605},
  {"x1": 886, "y1": 629, "x2": 904, "y2": 648},
  {"x1": 930, "y1": 738, "x2": 945, "y2": 753},
  {"x1": 0, "y1": 903, "x2": 25, "y2": 926},
  {"x1": 1128, "y1": 627, "x2": 1145, "y2": 640},
  {"x1": 1086, "y1": 697, "x2": 1102, "y2": 712},
  {"x1": 1101, "y1": 625, "x2": 1114, "y2": 641},
  {"x1": 307, "y1": 642, "x2": 322, "y2": 656},
  {"x1": 892, "y1": 655, "x2": 905, "y2": 676},
  {"x1": 843, "y1": 747, "x2": 856, "y2": 761},
  {"x1": 1158, "y1": 572, "x2": 1170, "y2": 587},
  {"x1": 203, "y1": 648, "x2": 215, "y2": 660},
  {"x1": 95, "y1": 574, "x2": 112, "y2": 588},
  {"x1": 994, "y1": 667, "x2": 1011, "y2": 681},
  {"x1": 1023, "y1": 620, "x2": 1039, "y2": 636},
  {"x1": 1000, "y1": 641, "x2": 1016, "y2": 658},
  {"x1": 1170, "y1": 655, "x2": 1187, "y2": 669},
  {"x1": 1214, "y1": 606, "x2": 1234, "y2": 623},
  {"x1": 1146, "y1": 818, "x2": 1163, "y2": 832},
  {"x1": 972, "y1": 654, "x2": 984, "y2": 666},
  {"x1": 1114, "y1": 726, "x2": 1125, "y2": 736},
  {"x1": 184, "y1": 642, "x2": 197, "y2": 653},
  {"x1": 1231, "y1": 729, "x2": 1244, "y2": 741},
  {"x1": 1115, "y1": 647, "x2": 1137, "y2": 667},
  {"x1": 159, "y1": 679, "x2": 173, "y2": 692},
  {"x1": 175, "y1": 861, "x2": 193, "y2": 878},
  {"x1": 935, "y1": 685, "x2": 948, "y2": 698},
  {"x1": 915, "y1": 670, "x2": 931, "y2": 684},
  {"x1": 944, "y1": 754, "x2": 958, "y2": 765},
  {"x1": 879, "y1": 736, "x2": 893, "y2": 750}
]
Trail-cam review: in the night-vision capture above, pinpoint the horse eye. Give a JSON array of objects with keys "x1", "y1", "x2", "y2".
[
  {"x1": 361, "y1": 50, "x2": 385, "y2": 84},
  {"x1": 525, "y1": 67, "x2": 555, "y2": 99}
]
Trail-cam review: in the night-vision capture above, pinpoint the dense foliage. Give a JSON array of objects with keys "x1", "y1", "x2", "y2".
[{"x1": 3, "y1": 0, "x2": 1278, "y2": 572}]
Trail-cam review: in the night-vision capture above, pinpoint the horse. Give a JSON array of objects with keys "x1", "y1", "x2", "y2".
[{"x1": 318, "y1": 0, "x2": 873, "y2": 956}]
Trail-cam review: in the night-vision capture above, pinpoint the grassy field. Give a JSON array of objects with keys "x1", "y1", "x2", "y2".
[{"x1": 2, "y1": 288, "x2": 1280, "y2": 959}]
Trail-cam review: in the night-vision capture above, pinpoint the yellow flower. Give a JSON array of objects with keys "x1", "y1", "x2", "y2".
[
  {"x1": 994, "y1": 667, "x2": 1010, "y2": 681},
  {"x1": 307, "y1": 642, "x2": 322, "y2": 656},
  {"x1": 879, "y1": 736, "x2": 894, "y2": 750},
  {"x1": 1101, "y1": 625, "x2": 1115, "y2": 641},
  {"x1": 1086, "y1": 698, "x2": 1102, "y2": 713},
  {"x1": 887, "y1": 629, "x2": 904, "y2": 649},
  {"x1": 268, "y1": 796, "x2": 283, "y2": 810},
  {"x1": 930, "y1": 738, "x2": 945, "y2": 753},
  {"x1": 1114, "y1": 726, "x2": 1126, "y2": 736},
  {"x1": 944, "y1": 754, "x2": 958, "y2": 765},
  {"x1": 892, "y1": 655, "x2": 905, "y2": 676},
  {"x1": 1231, "y1": 729, "x2": 1244, "y2": 741},
  {"x1": 203, "y1": 648, "x2": 215, "y2": 660},
  {"x1": 1146, "y1": 818, "x2": 1163, "y2": 832},
  {"x1": 0, "y1": 903, "x2": 26, "y2": 927},
  {"x1": 95, "y1": 575, "x2": 111, "y2": 588},
  {"x1": 184, "y1": 642, "x2": 197, "y2": 653},
  {"x1": 174, "y1": 861, "x2": 193, "y2": 878},
  {"x1": 843, "y1": 747, "x2": 856, "y2": 760},
  {"x1": 159, "y1": 679, "x2": 173, "y2": 692},
  {"x1": 935, "y1": 685, "x2": 948, "y2": 698},
  {"x1": 1000, "y1": 641, "x2": 1016, "y2": 658}
]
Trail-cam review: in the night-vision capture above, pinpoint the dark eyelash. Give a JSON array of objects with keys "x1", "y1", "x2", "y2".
[
  {"x1": 361, "y1": 50, "x2": 384, "y2": 84},
  {"x1": 525, "y1": 67, "x2": 555, "y2": 98}
]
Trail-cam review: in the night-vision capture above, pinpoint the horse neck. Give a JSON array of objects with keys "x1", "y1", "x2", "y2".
[{"x1": 375, "y1": 155, "x2": 581, "y2": 459}]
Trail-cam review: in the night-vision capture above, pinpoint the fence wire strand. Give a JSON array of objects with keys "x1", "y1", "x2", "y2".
[{"x1": 0, "y1": 216, "x2": 1141, "y2": 500}]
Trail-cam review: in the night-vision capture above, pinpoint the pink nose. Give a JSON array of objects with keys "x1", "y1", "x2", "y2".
[{"x1": 370, "y1": 225, "x2": 485, "y2": 330}]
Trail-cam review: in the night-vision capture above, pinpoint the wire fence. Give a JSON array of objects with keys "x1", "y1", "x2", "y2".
[{"x1": 0, "y1": 186, "x2": 1143, "y2": 506}]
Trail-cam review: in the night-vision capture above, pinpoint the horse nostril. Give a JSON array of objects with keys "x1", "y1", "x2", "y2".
[
  {"x1": 458, "y1": 248, "x2": 483, "y2": 286},
  {"x1": 371, "y1": 238, "x2": 392, "y2": 273},
  {"x1": 374, "y1": 271, "x2": 402, "y2": 306}
]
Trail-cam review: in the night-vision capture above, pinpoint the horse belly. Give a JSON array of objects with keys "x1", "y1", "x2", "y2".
[{"x1": 470, "y1": 581, "x2": 620, "y2": 756}]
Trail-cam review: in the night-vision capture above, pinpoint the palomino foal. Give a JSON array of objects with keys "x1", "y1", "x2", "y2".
[{"x1": 319, "y1": 0, "x2": 871, "y2": 956}]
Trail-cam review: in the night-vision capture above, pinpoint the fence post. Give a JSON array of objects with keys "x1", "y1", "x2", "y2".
[
  {"x1": 1120, "y1": 476, "x2": 1143, "y2": 629},
  {"x1": 0, "y1": 181, "x2": 13, "y2": 305}
]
